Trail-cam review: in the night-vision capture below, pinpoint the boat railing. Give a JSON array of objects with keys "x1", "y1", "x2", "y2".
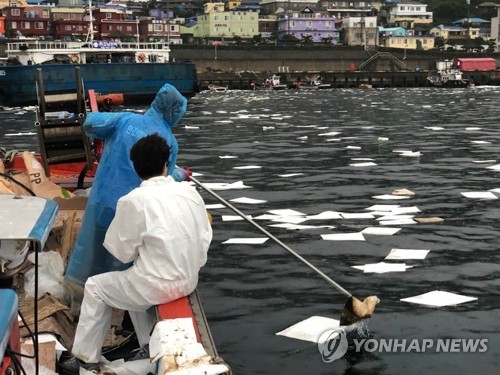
[{"x1": 7, "y1": 40, "x2": 171, "y2": 52}]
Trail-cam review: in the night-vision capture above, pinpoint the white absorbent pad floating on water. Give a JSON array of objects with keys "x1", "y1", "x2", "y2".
[
  {"x1": 321, "y1": 232, "x2": 365, "y2": 241},
  {"x1": 350, "y1": 162, "x2": 377, "y2": 167},
  {"x1": 269, "y1": 223, "x2": 335, "y2": 230},
  {"x1": 232, "y1": 165, "x2": 262, "y2": 170},
  {"x1": 340, "y1": 212, "x2": 375, "y2": 219},
  {"x1": 385, "y1": 248, "x2": 430, "y2": 260},
  {"x1": 221, "y1": 215, "x2": 252, "y2": 221},
  {"x1": 222, "y1": 238, "x2": 269, "y2": 245},
  {"x1": 202, "y1": 181, "x2": 252, "y2": 190},
  {"x1": 365, "y1": 204, "x2": 401, "y2": 211},
  {"x1": 400, "y1": 290, "x2": 478, "y2": 307},
  {"x1": 276, "y1": 316, "x2": 341, "y2": 343},
  {"x1": 372, "y1": 194, "x2": 411, "y2": 200},
  {"x1": 361, "y1": 227, "x2": 402, "y2": 235},
  {"x1": 268, "y1": 209, "x2": 307, "y2": 216},
  {"x1": 305, "y1": 211, "x2": 342, "y2": 220},
  {"x1": 461, "y1": 191, "x2": 498, "y2": 199},
  {"x1": 205, "y1": 204, "x2": 226, "y2": 209},
  {"x1": 278, "y1": 173, "x2": 304, "y2": 177},
  {"x1": 351, "y1": 262, "x2": 409, "y2": 274},
  {"x1": 270, "y1": 215, "x2": 309, "y2": 224},
  {"x1": 379, "y1": 218, "x2": 417, "y2": 226},
  {"x1": 229, "y1": 197, "x2": 267, "y2": 204}
]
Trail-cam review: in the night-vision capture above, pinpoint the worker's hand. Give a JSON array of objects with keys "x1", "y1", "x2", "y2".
[{"x1": 172, "y1": 166, "x2": 192, "y2": 182}]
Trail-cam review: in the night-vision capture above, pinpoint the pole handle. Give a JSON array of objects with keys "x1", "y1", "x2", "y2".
[{"x1": 190, "y1": 176, "x2": 352, "y2": 298}]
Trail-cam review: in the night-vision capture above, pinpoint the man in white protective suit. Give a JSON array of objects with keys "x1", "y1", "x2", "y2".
[{"x1": 59, "y1": 134, "x2": 212, "y2": 374}]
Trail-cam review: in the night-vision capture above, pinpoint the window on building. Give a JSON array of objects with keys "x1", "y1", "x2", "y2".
[
  {"x1": 11, "y1": 21, "x2": 17, "y2": 29},
  {"x1": 225, "y1": 15, "x2": 229, "y2": 20},
  {"x1": 11, "y1": 9, "x2": 20, "y2": 16},
  {"x1": 77, "y1": 25, "x2": 83, "y2": 31},
  {"x1": 21, "y1": 22, "x2": 30, "y2": 29},
  {"x1": 107, "y1": 25, "x2": 111, "y2": 31},
  {"x1": 42, "y1": 9, "x2": 48, "y2": 17},
  {"x1": 291, "y1": 21, "x2": 295, "y2": 27},
  {"x1": 214, "y1": 15, "x2": 219, "y2": 20},
  {"x1": 127, "y1": 26, "x2": 132, "y2": 31},
  {"x1": 70, "y1": 14, "x2": 76, "y2": 20},
  {"x1": 154, "y1": 24, "x2": 162, "y2": 31},
  {"x1": 306, "y1": 21, "x2": 312, "y2": 27},
  {"x1": 148, "y1": 24, "x2": 153, "y2": 32},
  {"x1": 35, "y1": 22, "x2": 43, "y2": 29},
  {"x1": 65, "y1": 25, "x2": 71, "y2": 31},
  {"x1": 326, "y1": 21, "x2": 331, "y2": 27},
  {"x1": 117, "y1": 25, "x2": 122, "y2": 31},
  {"x1": 170, "y1": 25, "x2": 176, "y2": 32},
  {"x1": 106, "y1": 12, "x2": 112, "y2": 19}
]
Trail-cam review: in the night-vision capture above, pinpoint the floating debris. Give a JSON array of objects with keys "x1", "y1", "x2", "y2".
[{"x1": 392, "y1": 188, "x2": 415, "y2": 196}]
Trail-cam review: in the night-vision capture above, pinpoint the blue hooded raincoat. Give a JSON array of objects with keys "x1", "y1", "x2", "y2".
[{"x1": 64, "y1": 83, "x2": 187, "y2": 287}]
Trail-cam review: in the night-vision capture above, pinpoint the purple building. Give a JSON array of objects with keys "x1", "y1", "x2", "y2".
[{"x1": 277, "y1": 7, "x2": 339, "y2": 43}]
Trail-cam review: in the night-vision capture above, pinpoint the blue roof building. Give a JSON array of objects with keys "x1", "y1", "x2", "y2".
[
  {"x1": 452, "y1": 18, "x2": 490, "y2": 25},
  {"x1": 379, "y1": 26, "x2": 406, "y2": 37}
]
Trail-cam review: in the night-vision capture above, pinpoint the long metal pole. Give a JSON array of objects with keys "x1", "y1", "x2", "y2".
[{"x1": 190, "y1": 176, "x2": 352, "y2": 298}]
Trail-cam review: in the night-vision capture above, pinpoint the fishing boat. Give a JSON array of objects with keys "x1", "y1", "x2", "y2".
[
  {"x1": 0, "y1": 83, "x2": 230, "y2": 375},
  {"x1": 426, "y1": 60, "x2": 472, "y2": 88},
  {"x1": 208, "y1": 84, "x2": 229, "y2": 92},
  {"x1": 295, "y1": 77, "x2": 331, "y2": 90},
  {"x1": 0, "y1": 39, "x2": 199, "y2": 106},
  {"x1": 266, "y1": 74, "x2": 288, "y2": 90}
]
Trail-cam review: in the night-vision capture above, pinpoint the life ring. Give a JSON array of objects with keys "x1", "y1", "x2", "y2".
[
  {"x1": 70, "y1": 53, "x2": 78, "y2": 63},
  {"x1": 137, "y1": 53, "x2": 147, "y2": 63}
]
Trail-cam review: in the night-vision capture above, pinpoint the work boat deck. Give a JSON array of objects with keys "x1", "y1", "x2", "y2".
[
  {"x1": 0, "y1": 82, "x2": 230, "y2": 374},
  {"x1": 6, "y1": 40, "x2": 171, "y2": 65}
]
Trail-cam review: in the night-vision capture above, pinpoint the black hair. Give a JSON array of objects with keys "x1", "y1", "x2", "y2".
[{"x1": 130, "y1": 133, "x2": 170, "y2": 180}]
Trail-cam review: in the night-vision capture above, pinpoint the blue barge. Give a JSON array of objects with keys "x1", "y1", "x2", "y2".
[{"x1": 0, "y1": 62, "x2": 198, "y2": 106}]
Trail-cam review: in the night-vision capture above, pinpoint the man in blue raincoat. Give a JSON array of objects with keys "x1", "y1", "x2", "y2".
[{"x1": 64, "y1": 83, "x2": 188, "y2": 290}]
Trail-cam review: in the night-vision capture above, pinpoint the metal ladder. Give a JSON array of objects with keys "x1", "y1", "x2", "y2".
[{"x1": 35, "y1": 67, "x2": 93, "y2": 177}]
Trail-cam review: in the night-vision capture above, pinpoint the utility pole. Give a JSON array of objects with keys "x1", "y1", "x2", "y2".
[
  {"x1": 360, "y1": 15, "x2": 365, "y2": 49},
  {"x1": 136, "y1": 17, "x2": 139, "y2": 43},
  {"x1": 287, "y1": 0, "x2": 291, "y2": 37}
]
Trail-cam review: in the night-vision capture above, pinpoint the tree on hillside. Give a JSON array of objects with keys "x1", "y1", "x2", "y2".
[
  {"x1": 423, "y1": 0, "x2": 468, "y2": 25},
  {"x1": 300, "y1": 35, "x2": 313, "y2": 45},
  {"x1": 434, "y1": 36, "x2": 446, "y2": 50},
  {"x1": 485, "y1": 38, "x2": 496, "y2": 52},
  {"x1": 321, "y1": 36, "x2": 335, "y2": 45},
  {"x1": 423, "y1": 0, "x2": 499, "y2": 24},
  {"x1": 280, "y1": 34, "x2": 300, "y2": 46}
]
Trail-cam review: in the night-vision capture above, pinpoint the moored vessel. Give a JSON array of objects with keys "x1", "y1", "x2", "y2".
[
  {"x1": 426, "y1": 60, "x2": 472, "y2": 88},
  {"x1": 0, "y1": 40, "x2": 199, "y2": 106}
]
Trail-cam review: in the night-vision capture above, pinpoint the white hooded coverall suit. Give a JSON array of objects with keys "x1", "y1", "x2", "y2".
[{"x1": 71, "y1": 176, "x2": 212, "y2": 363}]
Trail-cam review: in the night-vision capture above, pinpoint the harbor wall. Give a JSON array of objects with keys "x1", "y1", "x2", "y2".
[
  {"x1": 169, "y1": 45, "x2": 500, "y2": 89},
  {"x1": 170, "y1": 45, "x2": 500, "y2": 74}
]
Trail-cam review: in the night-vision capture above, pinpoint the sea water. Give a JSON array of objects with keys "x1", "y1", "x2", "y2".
[{"x1": 1, "y1": 87, "x2": 500, "y2": 374}]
